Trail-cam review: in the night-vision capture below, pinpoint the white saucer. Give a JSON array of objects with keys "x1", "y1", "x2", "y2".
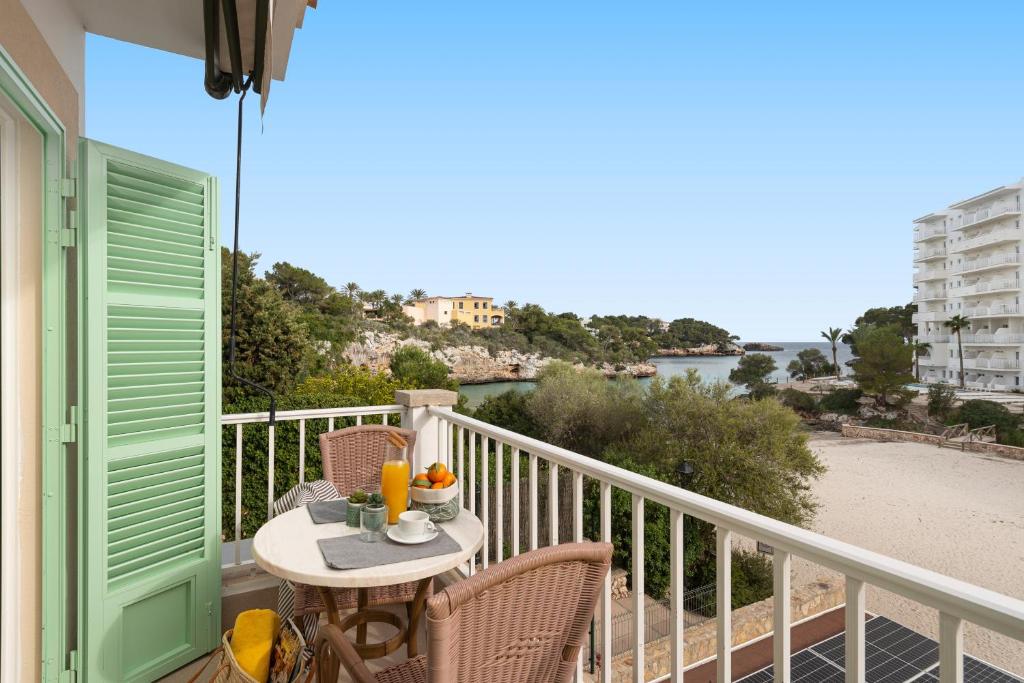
[{"x1": 387, "y1": 527, "x2": 439, "y2": 545}]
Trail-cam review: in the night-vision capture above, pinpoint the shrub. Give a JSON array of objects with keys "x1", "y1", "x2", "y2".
[
  {"x1": 748, "y1": 382, "x2": 778, "y2": 401},
  {"x1": 729, "y1": 551, "x2": 775, "y2": 609},
  {"x1": 779, "y1": 388, "x2": 818, "y2": 414},
  {"x1": 389, "y1": 345, "x2": 457, "y2": 391},
  {"x1": 956, "y1": 400, "x2": 1022, "y2": 445},
  {"x1": 818, "y1": 388, "x2": 863, "y2": 414},
  {"x1": 926, "y1": 383, "x2": 957, "y2": 420}
]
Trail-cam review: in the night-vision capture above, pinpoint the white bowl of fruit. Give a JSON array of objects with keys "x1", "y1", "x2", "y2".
[{"x1": 410, "y1": 462, "x2": 459, "y2": 504}]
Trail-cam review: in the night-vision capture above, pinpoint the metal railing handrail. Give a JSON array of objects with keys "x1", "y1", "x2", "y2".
[
  {"x1": 431, "y1": 407, "x2": 1024, "y2": 642},
  {"x1": 221, "y1": 404, "x2": 406, "y2": 425}
]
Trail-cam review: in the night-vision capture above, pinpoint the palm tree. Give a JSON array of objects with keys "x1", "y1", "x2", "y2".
[
  {"x1": 820, "y1": 326, "x2": 843, "y2": 379},
  {"x1": 911, "y1": 341, "x2": 931, "y2": 381},
  {"x1": 944, "y1": 315, "x2": 970, "y2": 388},
  {"x1": 390, "y1": 293, "x2": 404, "y2": 306},
  {"x1": 344, "y1": 282, "x2": 360, "y2": 299},
  {"x1": 409, "y1": 288, "x2": 427, "y2": 302}
]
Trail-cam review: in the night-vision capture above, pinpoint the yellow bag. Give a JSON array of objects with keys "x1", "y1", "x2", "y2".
[{"x1": 230, "y1": 610, "x2": 281, "y2": 683}]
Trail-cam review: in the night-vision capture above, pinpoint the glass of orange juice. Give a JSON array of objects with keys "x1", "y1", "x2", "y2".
[{"x1": 381, "y1": 458, "x2": 410, "y2": 524}]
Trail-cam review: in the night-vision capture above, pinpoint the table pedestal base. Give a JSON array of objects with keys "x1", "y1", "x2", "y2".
[{"x1": 316, "y1": 577, "x2": 432, "y2": 662}]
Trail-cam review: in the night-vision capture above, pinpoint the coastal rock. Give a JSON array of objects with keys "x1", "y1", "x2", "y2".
[
  {"x1": 654, "y1": 342, "x2": 744, "y2": 357},
  {"x1": 743, "y1": 342, "x2": 784, "y2": 352},
  {"x1": 342, "y1": 331, "x2": 657, "y2": 384}
]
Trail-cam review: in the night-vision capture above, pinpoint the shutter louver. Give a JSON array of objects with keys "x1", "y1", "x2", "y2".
[{"x1": 80, "y1": 140, "x2": 221, "y2": 682}]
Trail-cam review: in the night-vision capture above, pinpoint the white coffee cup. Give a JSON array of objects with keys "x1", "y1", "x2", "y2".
[{"x1": 397, "y1": 510, "x2": 436, "y2": 539}]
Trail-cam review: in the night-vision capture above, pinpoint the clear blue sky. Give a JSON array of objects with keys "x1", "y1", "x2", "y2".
[{"x1": 85, "y1": 2, "x2": 1024, "y2": 340}]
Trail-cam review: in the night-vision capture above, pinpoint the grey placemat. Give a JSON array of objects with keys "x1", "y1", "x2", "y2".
[
  {"x1": 307, "y1": 499, "x2": 347, "y2": 524},
  {"x1": 317, "y1": 527, "x2": 462, "y2": 570}
]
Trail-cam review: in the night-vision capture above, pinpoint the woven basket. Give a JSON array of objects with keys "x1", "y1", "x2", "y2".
[{"x1": 192, "y1": 628, "x2": 312, "y2": 683}]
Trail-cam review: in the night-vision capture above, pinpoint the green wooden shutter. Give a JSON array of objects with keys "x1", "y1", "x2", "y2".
[{"x1": 78, "y1": 139, "x2": 221, "y2": 682}]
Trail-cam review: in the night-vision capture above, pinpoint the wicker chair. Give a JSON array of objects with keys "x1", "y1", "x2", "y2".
[
  {"x1": 315, "y1": 542, "x2": 614, "y2": 683},
  {"x1": 292, "y1": 425, "x2": 421, "y2": 651}
]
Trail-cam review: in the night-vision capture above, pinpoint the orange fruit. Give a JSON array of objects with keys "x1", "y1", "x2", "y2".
[
  {"x1": 427, "y1": 462, "x2": 447, "y2": 483},
  {"x1": 412, "y1": 475, "x2": 431, "y2": 489},
  {"x1": 430, "y1": 482, "x2": 445, "y2": 489},
  {"x1": 443, "y1": 472, "x2": 456, "y2": 487}
]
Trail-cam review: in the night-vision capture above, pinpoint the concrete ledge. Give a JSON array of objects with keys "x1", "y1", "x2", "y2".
[{"x1": 394, "y1": 389, "x2": 459, "y2": 408}]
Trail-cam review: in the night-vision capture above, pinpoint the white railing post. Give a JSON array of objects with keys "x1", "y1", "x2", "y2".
[
  {"x1": 774, "y1": 550, "x2": 792, "y2": 683},
  {"x1": 632, "y1": 495, "x2": 646, "y2": 683},
  {"x1": 396, "y1": 389, "x2": 458, "y2": 474},
  {"x1": 670, "y1": 509, "x2": 685, "y2": 681},
  {"x1": 717, "y1": 528, "x2": 733, "y2": 683},
  {"x1": 939, "y1": 613, "x2": 964, "y2": 683},
  {"x1": 600, "y1": 481, "x2": 612, "y2": 683},
  {"x1": 845, "y1": 577, "x2": 866, "y2": 683}
]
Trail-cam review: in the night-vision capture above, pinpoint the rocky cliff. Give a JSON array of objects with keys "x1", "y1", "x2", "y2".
[
  {"x1": 743, "y1": 342, "x2": 784, "y2": 352},
  {"x1": 653, "y1": 342, "x2": 744, "y2": 357},
  {"x1": 344, "y1": 331, "x2": 657, "y2": 384}
]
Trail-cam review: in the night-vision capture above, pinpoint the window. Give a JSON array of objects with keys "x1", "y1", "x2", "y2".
[
  {"x1": 474, "y1": 315, "x2": 479, "y2": 322},
  {"x1": 474, "y1": 302, "x2": 480, "y2": 309},
  {"x1": 483, "y1": 302, "x2": 488, "y2": 309},
  {"x1": 458, "y1": 302, "x2": 463, "y2": 309}
]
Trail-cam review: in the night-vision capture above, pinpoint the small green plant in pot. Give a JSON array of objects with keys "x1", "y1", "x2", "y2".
[
  {"x1": 347, "y1": 489, "x2": 368, "y2": 528},
  {"x1": 360, "y1": 492, "x2": 388, "y2": 542}
]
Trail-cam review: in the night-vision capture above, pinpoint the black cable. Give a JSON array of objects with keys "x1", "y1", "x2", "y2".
[{"x1": 227, "y1": 74, "x2": 277, "y2": 426}]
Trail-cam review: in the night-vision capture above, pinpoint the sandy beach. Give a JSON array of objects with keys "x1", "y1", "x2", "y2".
[{"x1": 792, "y1": 432, "x2": 1024, "y2": 675}]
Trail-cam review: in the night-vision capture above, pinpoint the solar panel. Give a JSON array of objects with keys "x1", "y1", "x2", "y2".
[{"x1": 735, "y1": 616, "x2": 1022, "y2": 683}]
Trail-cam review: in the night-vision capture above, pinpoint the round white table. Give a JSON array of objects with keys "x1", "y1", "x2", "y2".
[{"x1": 253, "y1": 506, "x2": 484, "y2": 659}]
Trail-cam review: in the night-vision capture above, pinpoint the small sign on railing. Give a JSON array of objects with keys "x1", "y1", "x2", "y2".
[{"x1": 757, "y1": 541, "x2": 774, "y2": 555}]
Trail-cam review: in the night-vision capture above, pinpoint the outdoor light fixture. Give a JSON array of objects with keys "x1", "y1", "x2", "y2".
[{"x1": 676, "y1": 460, "x2": 696, "y2": 487}]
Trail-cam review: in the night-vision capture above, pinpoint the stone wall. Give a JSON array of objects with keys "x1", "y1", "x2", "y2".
[
  {"x1": 841, "y1": 424, "x2": 1024, "y2": 461},
  {"x1": 595, "y1": 577, "x2": 844, "y2": 683}
]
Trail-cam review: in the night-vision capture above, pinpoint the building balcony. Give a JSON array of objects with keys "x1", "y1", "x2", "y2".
[
  {"x1": 919, "y1": 355, "x2": 948, "y2": 367},
  {"x1": 959, "y1": 332, "x2": 1024, "y2": 345},
  {"x1": 913, "y1": 270, "x2": 947, "y2": 283},
  {"x1": 916, "y1": 333, "x2": 950, "y2": 344},
  {"x1": 954, "y1": 253, "x2": 1021, "y2": 275},
  {"x1": 963, "y1": 304, "x2": 1024, "y2": 318},
  {"x1": 953, "y1": 206, "x2": 1022, "y2": 232},
  {"x1": 963, "y1": 357, "x2": 1020, "y2": 370},
  {"x1": 950, "y1": 227, "x2": 1024, "y2": 254},
  {"x1": 952, "y1": 279, "x2": 1020, "y2": 297},
  {"x1": 914, "y1": 226, "x2": 947, "y2": 242},
  {"x1": 208, "y1": 396, "x2": 1024, "y2": 683},
  {"x1": 914, "y1": 289, "x2": 947, "y2": 302},
  {"x1": 912, "y1": 311, "x2": 950, "y2": 323},
  {"x1": 914, "y1": 246, "x2": 948, "y2": 262}
]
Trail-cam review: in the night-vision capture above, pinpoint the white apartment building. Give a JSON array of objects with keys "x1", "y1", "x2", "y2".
[{"x1": 914, "y1": 179, "x2": 1024, "y2": 389}]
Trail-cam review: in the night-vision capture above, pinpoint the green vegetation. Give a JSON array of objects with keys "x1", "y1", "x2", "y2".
[
  {"x1": 818, "y1": 388, "x2": 863, "y2": 414},
  {"x1": 842, "y1": 304, "x2": 916, "y2": 352},
  {"x1": 849, "y1": 326, "x2": 915, "y2": 406},
  {"x1": 779, "y1": 388, "x2": 818, "y2": 414},
  {"x1": 786, "y1": 348, "x2": 834, "y2": 381},
  {"x1": 926, "y1": 383, "x2": 957, "y2": 421},
  {"x1": 955, "y1": 400, "x2": 1024, "y2": 446},
  {"x1": 944, "y1": 315, "x2": 969, "y2": 389},
  {"x1": 474, "y1": 365, "x2": 824, "y2": 603},
  {"x1": 729, "y1": 353, "x2": 778, "y2": 398},
  {"x1": 820, "y1": 327, "x2": 843, "y2": 379}
]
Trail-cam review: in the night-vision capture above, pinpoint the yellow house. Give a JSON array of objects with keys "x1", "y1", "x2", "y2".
[{"x1": 404, "y1": 293, "x2": 504, "y2": 329}]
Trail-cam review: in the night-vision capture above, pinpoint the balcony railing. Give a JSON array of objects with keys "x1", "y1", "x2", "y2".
[
  {"x1": 221, "y1": 404, "x2": 407, "y2": 566},
  {"x1": 220, "y1": 399, "x2": 1024, "y2": 682},
  {"x1": 952, "y1": 279, "x2": 1020, "y2": 296},
  {"x1": 964, "y1": 358, "x2": 1020, "y2": 370},
  {"x1": 963, "y1": 304, "x2": 1022, "y2": 318},
  {"x1": 916, "y1": 333, "x2": 950, "y2": 343},
  {"x1": 914, "y1": 246, "x2": 948, "y2": 261},
  {"x1": 950, "y1": 227, "x2": 1023, "y2": 254},
  {"x1": 913, "y1": 311, "x2": 950, "y2": 323},
  {"x1": 914, "y1": 226, "x2": 947, "y2": 241},
  {"x1": 955, "y1": 206, "x2": 1021, "y2": 232},
  {"x1": 959, "y1": 332, "x2": 1024, "y2": 344},
  {"x1": 954, "y1": 253, "x2": 1022, "y2": 274}
]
